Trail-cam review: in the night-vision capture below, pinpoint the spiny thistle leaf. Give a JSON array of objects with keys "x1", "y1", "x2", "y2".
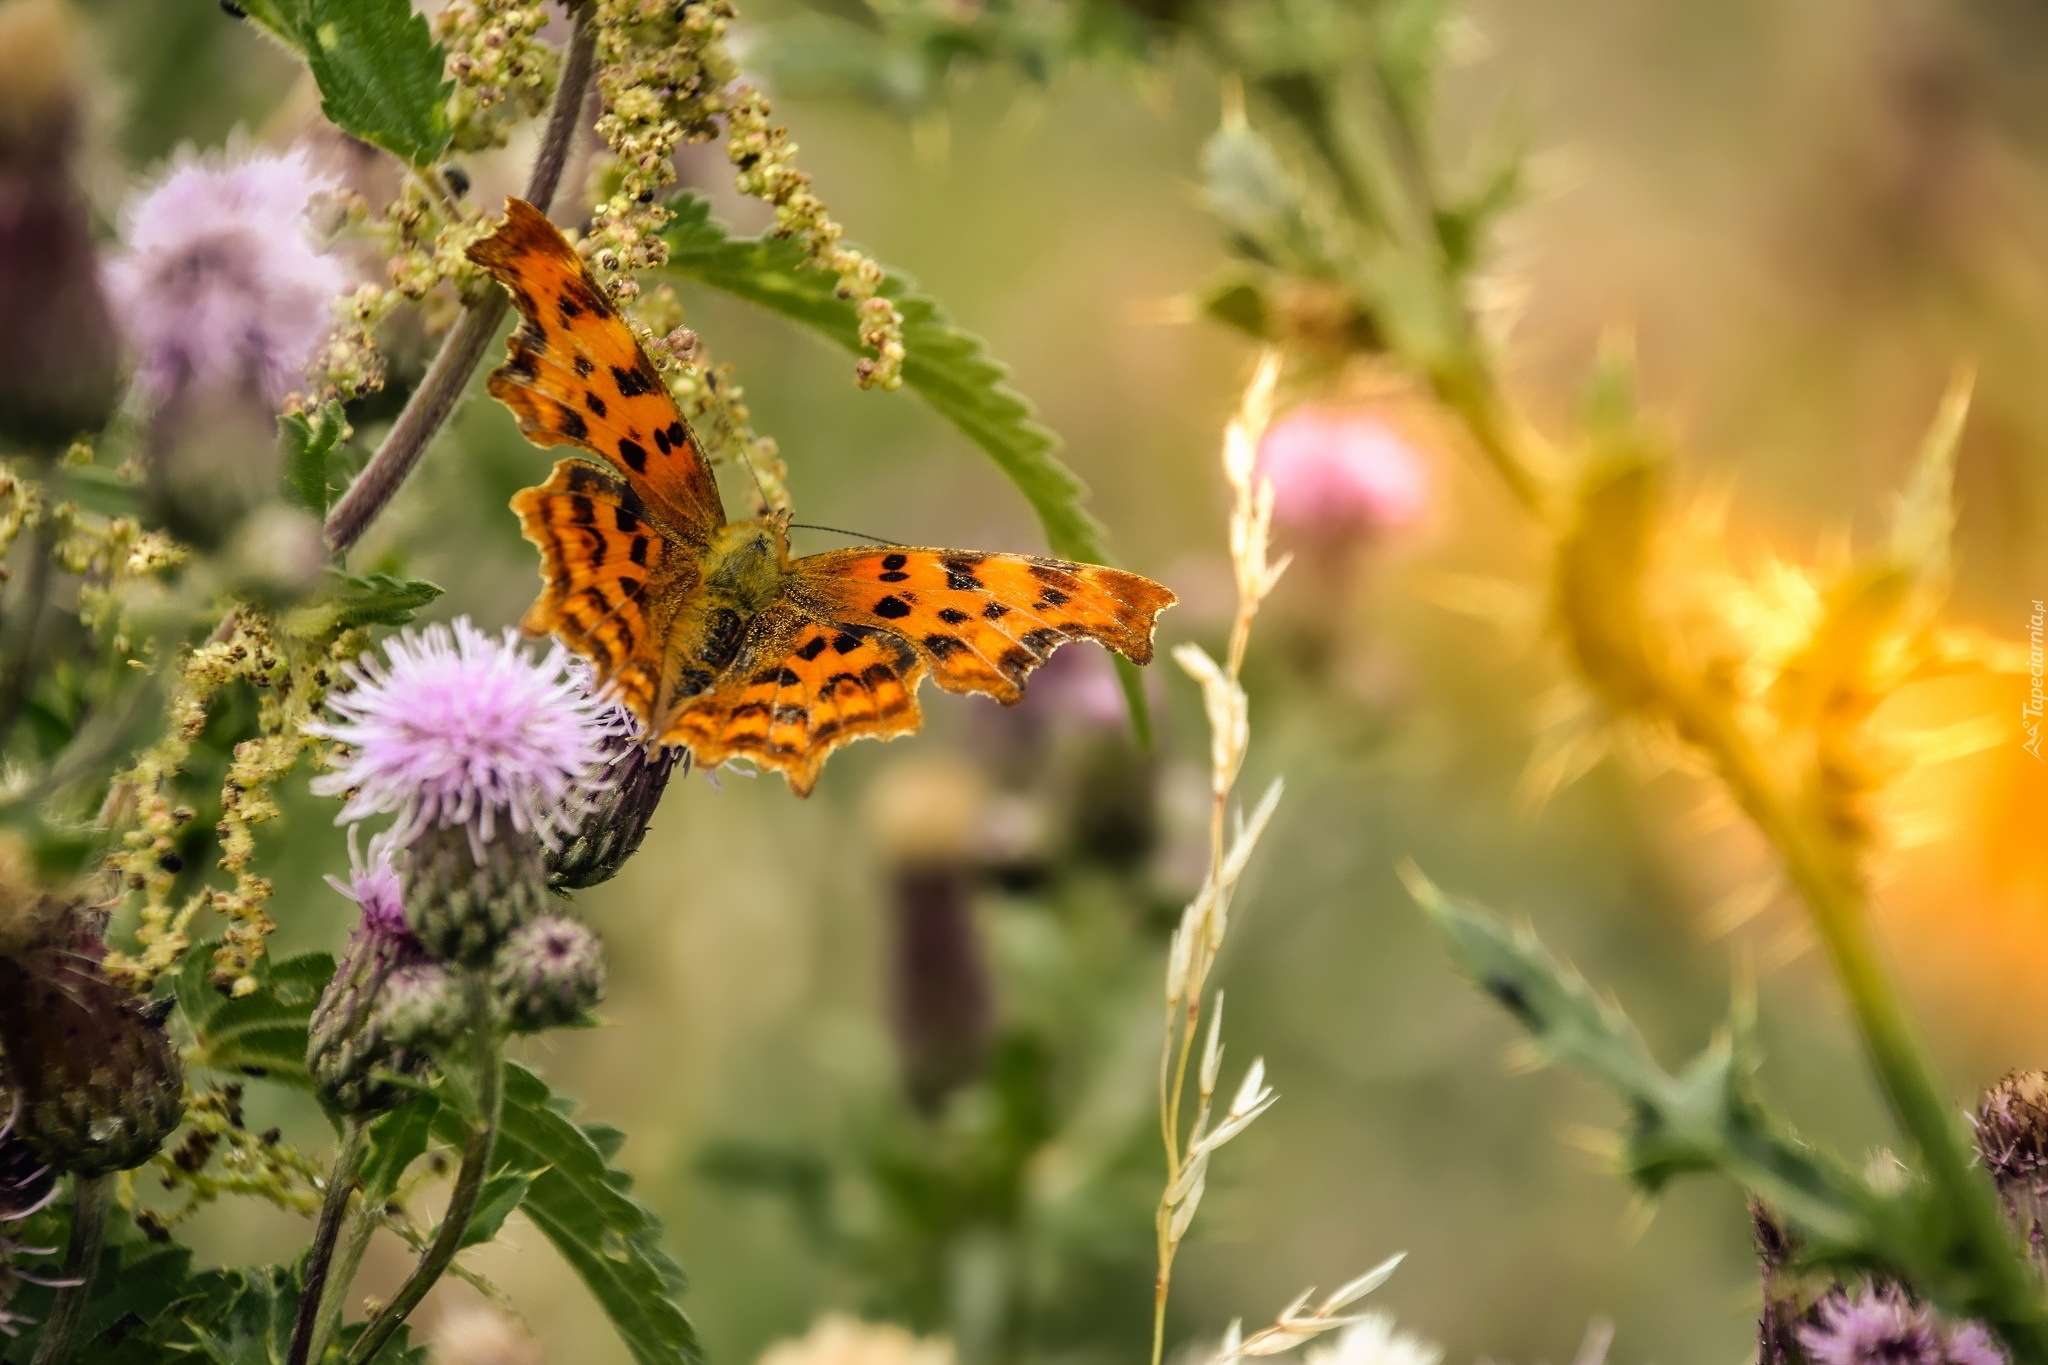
[
  {"x1": 434, "y1": 1065, "x2": 701, "y2": 1365},
  {"x1": 235, "y1": 0, "x2": 452, "y2": 168},
  {"x1": 0, "y1": 1207, "x2": 198, "y2": 1363},
  {"x1": 1401, "y1": 866, "x2": 1880, "y2": 1250},
  {"x1": 659, "y1": 193, "x2": 1153, "y2": 739},
  {"x1": 177, "y1": 948, "x2": 334, "y2": 1088}
]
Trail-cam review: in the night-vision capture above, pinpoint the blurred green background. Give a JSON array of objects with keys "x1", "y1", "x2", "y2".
[{"x1": 69, "y1": 0, "x2": 2048, "y2": 1360}]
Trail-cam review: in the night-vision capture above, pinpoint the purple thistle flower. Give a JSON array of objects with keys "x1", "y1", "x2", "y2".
[
  {"x1": 1799, "y1": 1287, "x2": 1939, "y2": 1365},
  {"x1": 105, "y1": 145, "x2": 348, "y2": 408},
  {"x1": 307, "y1": 619, "x2": 609, "y2": 853},
  {"x1": 1256, "y1": 405, "x2": 1430, "y2": 533},
  {"x1": 1798, "y1": 1286, "x2": 2006, "y2": 1365},
  {"x1": 326, "y1": 826, "x2": 408, "y2": 940}
]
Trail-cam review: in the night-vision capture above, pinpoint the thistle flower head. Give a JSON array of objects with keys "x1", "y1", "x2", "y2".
[
  {"x1": 1256, "y1": 405, "x2": 1429, "y2": 533},
  {"x1": 326, "y1": 826, "x2": 408, "y2": 940},
  {"x1": 105, "y1": 145, "x2": 348, "y2": 407},
  {"x1": 308, "y1": 619, "x2": 609, "y2": 852},
  {"x1": 1797, "y1": 1286, "x2": 2003, "y2": 1365}
]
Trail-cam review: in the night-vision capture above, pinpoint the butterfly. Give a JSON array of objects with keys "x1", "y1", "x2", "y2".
[{"x1": 467, "y1": 198, "x2": 1177, "y2": 796}]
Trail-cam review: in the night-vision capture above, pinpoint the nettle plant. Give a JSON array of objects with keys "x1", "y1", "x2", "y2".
[{"x1": 0, "y1": 0, "x2": 2043, "y2": 1362}]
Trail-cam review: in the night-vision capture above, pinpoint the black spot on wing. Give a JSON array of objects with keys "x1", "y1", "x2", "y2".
[
  {"x1": 1020, "y1": 628, "x2": 1063, "y2": 657},
  {"x1": 1037, "y1": 588, "x2": 1069, "y2": 608},
  {"x1": 612, "y1": 363, "x2": 658, "y2": 397},
  {"x1": 573, "y1": 355, "x2": 595, "y2": 378},
  {"x1": 796, "y1": 636, "x2": 829, "y2": 661},
  {"x1": 937, "y1": 608, "x2": 970, "y2": 625},
  {"x1": 559, "y1": 407, "x2": 589, "y2": 441},
  {"x1": 586, "y1": 392, "x2": 608, "y2": 418},
  {"x1": 881, "y1": 553, "x2": 908, "y2": 571},
  {"x1": 981, "y1": 602, "x2": 1009, "y2": 620},
  {"x1": 654, "y1": 426, "x2": 673, "y2": 455},
  {"x1": 874, "y1": 596, "x2": 911, "y2": 620},
  {"x1": 618, "y1": 438, "x2": 648, "y2": 473},
  {"x1": 832, "y1": 633, "x2": 862, "y2": 654},
  {"x1": 923, "y1": 633, "x2": 967, "y2": 660},
  {"x1": 941, "y1": 555, "x2": 983, "y2": 591},
  {"x1": 879, "y1": 571, "x2": 909, "y2": 582}
]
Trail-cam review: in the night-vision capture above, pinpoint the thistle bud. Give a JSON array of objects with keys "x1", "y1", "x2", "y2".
[
  {"x1": 491, "y1": 914, "x2": 605, "y2": 1033},
  {"x1": 548, "y1": 712, "x2": 679, "y2": 891},
  {"x1": 404, "y1": 822, "x2": 548, "y2": 966},
  {"x1": 1976, "y1": 1071, "x2": 2048, "y2": 1260},
  {"x1": 307, "y1": 834, "x2": 430, "y2": 1114},
  {"x1": 375, "y1": 964, "x2": 467, "y2": 1052},
  {"x1": 0, "y1": 900, "x2": 183, "y2": 1176}
]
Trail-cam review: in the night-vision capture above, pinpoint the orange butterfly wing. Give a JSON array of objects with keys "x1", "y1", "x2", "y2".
[
  {"x1": 468, "y1": 198, "x2": 725, "y2": 542},
  {"x1": 659, "y1": 606, "x2": 926, "y2": 796},
  {"x1": 510, "y1": 458, "x2": 693, "y2": 719},
  {"x1": 786, "y1": 548, "x2": 1176, "y2": 704}
]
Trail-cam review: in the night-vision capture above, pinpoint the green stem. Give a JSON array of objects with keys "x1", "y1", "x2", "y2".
[
  {"x1": 289, "y1": 1118, "x2": 371, "y2": 1365},
  {"x1": 32, "y1": 1173, "x2": 113, "y2": 1365},
  {"x1": 1668, "y1": 691, "x2": 2048, "y2": 1355},
  {"x1": 310, "y1": 1180, "x2": 383, "y2": 1363},
  {"x1": 345, "y1": 981, "x2": 503, "y2": 1365}
]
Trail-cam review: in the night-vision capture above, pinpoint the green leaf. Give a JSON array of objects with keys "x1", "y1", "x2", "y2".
[
  {"x1": 457, "y1": 1169, "x2": 537, "y2": 1250},
  {"x1": 281, "y1": 569, "x2": 444, "y2": 640},
  {"x1": 362, "y1": 1097, "x2": 441, "y2": 1200},
  {"x1": 437, "y1": 1065, "x2": 700, "y2": 1365},
  {"x1": 178, "y1": 948, "x2": 334, "y2": 1087},
  {"x1": 1403, "y1": 866, "x2": 1878, "y2": 1244},
  {"x1": 281, "y1": 401, "x2": 349, "y2": 515},
  {"x1": 0, "y1": 1206, "x2": 200, "y2": 1364},
  {"x1": 660, "y1": 194, "x2": 1155, "y2": 738},
  {"x1": 240, "y1": 0, "x2": 451, "y2": 167}
]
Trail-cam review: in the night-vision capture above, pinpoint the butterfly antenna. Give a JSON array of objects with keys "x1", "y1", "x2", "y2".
[{"x1": 788, "y1": 522, "x2": 893, "y2": 545}]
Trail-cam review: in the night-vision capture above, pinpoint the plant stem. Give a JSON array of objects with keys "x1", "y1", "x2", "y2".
[
  {"x1": 288, "y1": 1118, "x2": 371, "y2": 1365},
  {"x1": 1664, "y1": 685, "x2": 2048, "y2": 1355},
  {"x1": 32, "y1": 1172, "x2": 112, "y2": 1365},
  {"x1": 0, "y1": 522, "x2": 56, "y2": 749},
  {"x1": 345, "y1": 980, "x2": 503, "y2": 1365},
  {"x1": 311, "y1": 1182, "x2": 384, "y2": 1363},
  {"x1": 322, "y1": 0, "x2": 600, "y2": 554}
]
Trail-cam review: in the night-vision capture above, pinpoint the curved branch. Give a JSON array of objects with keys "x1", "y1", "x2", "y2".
[{"x1": 323, "y1": 0, "x2": 600, "y2": 553}]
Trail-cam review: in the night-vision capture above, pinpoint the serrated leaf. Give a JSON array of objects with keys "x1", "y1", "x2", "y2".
[
  {"x1": 1403, "y1": 868, "x2": 1877, "y2": 1247},
  {"x1": 281, "y1": 401, "x2": 348, "y2": 515},
  {"x1": 178, "y1": 948, "x2": 335, "y2": 1087},
  {"x1": 0, "y1": 1206, "x2": 199, "y2": 1364},
  {"x1": 659, "y1": 193, "x2": 1154, "y2": 739},
  {"x1": 243, "y1": 0, "x2": 452, "y2": 167},
  {"x1": 436, "y1": 1065, "x2": 699, "y2": 1365},
  {"x1": 456, "y1": 1169, "x2": 536, "y2": 1250},
  {"x1": 362, "y1": 1098, "x2": 440, "y2": 1199},
  {"x1": 319, "y1": 568, "x2": 448, "y2": 634}
]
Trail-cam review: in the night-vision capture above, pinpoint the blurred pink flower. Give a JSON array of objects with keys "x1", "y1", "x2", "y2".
[
  {"x1": 105, "y1": 146, "x2": 347, "y2": 407},
  {"x1": 1256, "y1": 405, "x2": 1429, "y2": 531}
]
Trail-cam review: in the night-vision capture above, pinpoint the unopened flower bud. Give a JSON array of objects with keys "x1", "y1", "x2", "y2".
[
  {"x1": 491, "y1": 914, "x2": 604, "y2": 1033},
  {"x1": 548, "y1": 697, "x2": 678, "y2": 890},
  {"x1": 375, "y1": 964, "x2": 467, "y2": 1051},
  {"x1": 405, "y1": 821, "x2": 548, "y2": 965},
  {"x1": 0, "y1": 900, "x2": 182, "y2": 1176},
  {"x1": 308, "y1": 834, "x2": 431, "y2": 1114}
]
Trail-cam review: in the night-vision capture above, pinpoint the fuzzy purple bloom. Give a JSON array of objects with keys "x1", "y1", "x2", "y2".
[
  {"x1": 307, "y1": 619, "x2": 609, "y2": 851},
  {"x1": 105, "y1": 146, "x2": 347, "y2": 407},
  {"x1": 1798, "y1": 1286, "x2": 2007, "y2": 1365},
  {"x1": 326, "y1": 827, "x2": 409, "y2": 940}
]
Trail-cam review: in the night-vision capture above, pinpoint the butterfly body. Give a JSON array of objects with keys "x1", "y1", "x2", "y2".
[{"x1": 472, "y1": 199, "x2": 1176, "y2": 795}]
